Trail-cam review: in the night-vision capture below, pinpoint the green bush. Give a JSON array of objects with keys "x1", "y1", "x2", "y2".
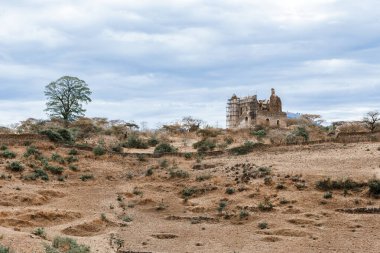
[
  {"x1": 323, "y1": 192, "x2": 333, "y2": 199},
  {"x1": 32, "y1": 227, "x2": 46, "y2": 238},
  {"x1": 193, "y1": 138, "x2": 216, "y2": 153},
  {"x1": 0, "y1": 145, "x2": 8, "y2": 151},
  {"x1": 181, "y1": 187, "x2": 197, "y2": 198},
  {"x1": 184, "y1": 152, "x2": 193, "y2": 160},
  {"x1": 66, "y1": 155, "x2": 78, "y2": 164},
  {"x1": 68, "y1": 149, "x2": 78, "y2": 155},
  {"x1": 368, "y1": 178, "x2": 380, "y2": 196},
  {"x1": 24, "y1": 146, "x2": 41, "y2": 158},
  {"x1": 147, "y1": 137, "x2": 159, "y2": 147},
  {"x1": 258, "y1": 221, "x2": 268, "y2": 229},
  {"x1": 196, "y1": 174, "x2": 211, "y2": 182},
  {"x1": 145, "y1": 167, "x2": 153, "y2": 176},
  {"x1": 40, "y1": 129, "x2": 64, "y2": 142},
  {"x1": 225, "y1": 187, "x2": 236, "y2": 195},
  {"x1": 7, "y1": 161, "x2": 24, "y2": 172},
  {"x1": 294, "y1": 127, "x2": 309, "y2": 141},
  {"x1": 258, "y1": 199, "x2": 274, "y2": 212},
  {"x1": 229, "y1": 141, "x2": 258, "y2": 155},
  {"x1": 315, "y1": 178, "x2": 365, "y2": 191},
  {"x1": 41, "y1": 129, "x2": 74, "y2": 143},
  {"x1": 45, "y1": 236, "x2": 90, "y2": 253},
  {"x1": 46, "y1": 165, "x2": 64, "y2": 175},
  {"x1": 111, "y1": 144, "x2": 123, "y2": 153},
  {"x1": 93, "y1": 145, "x2": 106, "y2": 156},
  {"x1": 217, "y1": 200, "x2": 228, "y2": 213},
  {"x1": 80, "y1": 174, "x2": 94, "y2": 181},
  {"x1": 154, "y1": 143, "x2": 177, "y2": 154},
  {"x1": 57, "y1": 129, "x2": 74, "y2": 143},
  {"x1": 2, "y1": 150, "x2": 16, "y2": 159},
  {"x1": 0, "y1": 245, "x2": 9, "y2": 253},
  {"x1": 169, "y1": 169, "x2": 189, "y2": 179},
  {"x1": 51, "y1": 153, "x2": 65, "y2": 164},
  {"x1": 123, "y1": 135, "x2": 148, "y2": 149},
  {"x1": 239, "y1": 210, "x2": 249, "y2": 220},
  {"x1": 23, "y1": 169, "x2": 49, "y2": 181},
  {"x1": 251, "y1": 129, "x2": 266, "y2": 138}
]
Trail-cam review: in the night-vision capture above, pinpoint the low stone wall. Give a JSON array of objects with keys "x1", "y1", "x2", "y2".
[
  {"x1": 0, "y1": 134, "x2": 49, "y2": 145},
  {"x1": 335, "y1": 132, "x2": 379, "y2": 143}
]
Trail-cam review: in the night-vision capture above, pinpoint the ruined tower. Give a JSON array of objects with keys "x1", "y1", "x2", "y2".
[{"x1": 226, "y1": 88, "x2": 287, "y2": 129}]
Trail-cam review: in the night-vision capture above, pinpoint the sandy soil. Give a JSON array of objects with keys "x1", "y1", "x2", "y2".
[{"x1": 0, "y1": 142, "x2": 379, "y2": 253}]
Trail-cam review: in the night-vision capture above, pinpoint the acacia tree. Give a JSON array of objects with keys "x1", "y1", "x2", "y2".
[
  {"x1": 45, "y1": 76, "x2": 92, "y2": 124},
  {"x1": 363, "y1": 111, "x2": 379, "y2": 132}
]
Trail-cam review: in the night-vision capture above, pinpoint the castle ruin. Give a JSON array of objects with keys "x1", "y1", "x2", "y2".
[{"x1": 226, "y1": 88, "x2": 287, "y2": 129}]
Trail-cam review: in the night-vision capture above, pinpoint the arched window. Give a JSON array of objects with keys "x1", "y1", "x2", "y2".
[
  {"x1": 266, "y1": 118, "x2": 270, "y2": 126},
  {"x1": 277, "y1": 120, "x2": 280, "y2": 127}
]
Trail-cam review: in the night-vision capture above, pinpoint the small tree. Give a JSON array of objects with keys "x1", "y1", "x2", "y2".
[
  {"x1": 363, "y1": 111, "x2": 379, "y2": 132},
  {"x1": 181, "y1": 116, "x2": 204, "y2": 132},
  {"x1": 45, "y1": 76, "x2": 92, "y2": 124}
]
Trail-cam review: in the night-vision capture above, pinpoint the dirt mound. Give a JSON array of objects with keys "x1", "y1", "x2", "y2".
[
  {"x1": 0, "y1": 210, "x2": 82, "y2": 228},
  {"x1": 62, "y1": 219, "x2": 116, "y2": 237},
  {"x1": 0, "y1": 193, "x2": 49, "y2": 206}
]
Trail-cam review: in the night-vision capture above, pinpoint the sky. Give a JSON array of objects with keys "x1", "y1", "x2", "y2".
[{"x1": 0, "y1": 0, "x2": 379, "y2": 128}]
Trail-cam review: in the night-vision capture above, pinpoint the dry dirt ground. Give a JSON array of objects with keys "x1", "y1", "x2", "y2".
[{"x1": 0, "y1": 142, "x2": 379, "y2": 253}]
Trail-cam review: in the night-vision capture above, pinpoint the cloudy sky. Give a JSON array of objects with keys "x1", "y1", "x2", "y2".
[{"x1": 0, "y1": 0, "x2": 379, "y2": 128}]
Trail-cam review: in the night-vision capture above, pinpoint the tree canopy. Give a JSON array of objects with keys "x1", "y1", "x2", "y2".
[{"x1": 45, "y1": 76, "x2": 92, "y2": 122}]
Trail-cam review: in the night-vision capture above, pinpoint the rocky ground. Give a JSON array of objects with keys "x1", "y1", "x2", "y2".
[{"x1": 0, "y1": 141, "x2": 379, "y2": 253}]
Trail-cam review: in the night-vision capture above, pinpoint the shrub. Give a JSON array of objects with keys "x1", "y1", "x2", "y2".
[
  {"x1": 193, "y1": 139, "x2": 216, "y2": 153},
  {"x1": 217, "y1": 200, "x2": 228, "y2": 213},
  {"x1": 225, "y1": 187, "x2": 236, "y2": 195},
  {"x1": 80, "y1": 174, "x2": 94, "y2": 181},
  {"x1": 121, "y1": 215, "x2": 133, "y2": 222},
  {"x1": 147, "y1": 137, "x2": 159, "y2": 147},
  {"x1": 0, "y1": 145, "x2": 8, "y2": 151},
  {"x1": 258, "y1": 198, "x2": 274, "y2": 212},
  {"x1": 159, "y1": 159, "x2": 169, "y2": 168},
  {"x1": 68, "y1": 149, "x2": 78, "y2": 156},
  {"x1": 57, "y1": 129, "x2": 74, "y2": 143},
  {"x1": 45, "y1": 236, "x2": 90, "y2": 253},
  {"x1": 24, "y1": 146, "x2": 41, "y2": 158},
  {"x1": 368, "y1": 178, "x2": 380, "y2": 196},
  {"x1": 66, "y1": 155, "x2": 78, "y2": 164},
  {"x1": 154, "y1": 143, "x2": 177, "y2": 154},
  {"x1": 93, "y1": 145, "x2": 106, "y2": 156},
  {"x1": 182, "y1": 187, "x2": 197, "y2": 198},
  {"x1": 294, "y1": 127, "x2": 309, "y2": 141},
  {"x1": 239, "y1": 210, "x2": 249, "y2": 219},
  {"x1": 2, "y1": 150, "x2": 16, "y2": 159},
  {"x1": 40, "y1": 129, "x2": 63, "y2": 142},
  {"x1": 32, "y1": 227, "x2": 46, "y2": 238},
  {"x1": 145, "y1": 167, "x2": 153, "y2": 176},
  {"x1": 0, "y1": 245, "x2": 9, "y2": 253},
  {"x1": 24, "y1": 169, "x2": 49, "y2": 181},
  {"x1": 196, "y1": 174, "x2": 211, "y2": 182},
  {"x1": 224, "y1": 136, "x2": 234, "y2": 145},
  {"x1": 184, "y1": 152, "x2": 193, "y2": 160},
  {"x1": 111, "y1": 144, "x2": 123, "y2": 153},
  {"x1": 229, "y1": 141, "x2": 258, "y2": 155},
  {"x1": 315, "y1": 178, "x2": 365, "y2": 191},
  {"x1": 251, "y1": 129, "x2": 266, "y2": 138},
  {"x1": 323, "y1": 192, "x2": 333, "y2": 199},
  {"x1": 123, "y1": 135, "x2": 148, "y2": 149},
  {"x1": 51, "y1": 153, "x2": 65, "y2": 164},
  {"x1": 258, "y1": 221, "x2": 268, "y2": 229},
  {"x1": 7, "y1": 161, "x2": 24, "y2": 172},
  {"x1": 46, "y1": 165, "x2": 64, "y2": 175},
  {"x1": 170, "y1": 169, "x2": 190, "y2": 179}
]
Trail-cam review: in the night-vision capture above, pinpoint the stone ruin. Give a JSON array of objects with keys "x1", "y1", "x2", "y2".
[{"x1": 226, "y1": 88, "x2": 287, "y2": 129}]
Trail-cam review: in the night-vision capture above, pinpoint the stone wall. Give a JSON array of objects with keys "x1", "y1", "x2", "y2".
[
  {"x1": 335, "y1": 132, "x2": 379, "y2": 143},
  {"x1": 0, "y1": 134, "x2": 49, "y2": 145}
]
